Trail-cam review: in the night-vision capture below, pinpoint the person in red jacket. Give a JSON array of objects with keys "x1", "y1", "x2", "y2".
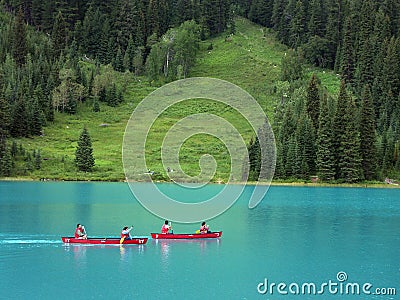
[
  {"x1": 74, "y1": 224, "x2": 87, "y2": 239},
  {"x1": 161, "y1": 220, "x2": 172, "y2": 234},
  {"x1": 121, "y1": 226, "x2": 133, "y2": 240},
  {"x1": 200, "y1": 221, "x2": 210, "y2": 234}
]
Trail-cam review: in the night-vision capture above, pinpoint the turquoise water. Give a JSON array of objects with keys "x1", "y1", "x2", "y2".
[{"x1": 0, "y1": 182, "x2": 399, "y2": 299}]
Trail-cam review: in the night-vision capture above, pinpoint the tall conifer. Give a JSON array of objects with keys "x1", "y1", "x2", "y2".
[
  {"x1": 359, "y1": 85, "x2": 377, "y2": 180},
  {"x1": 75, "y1": 126, "x2": 95, "y2": 172}
]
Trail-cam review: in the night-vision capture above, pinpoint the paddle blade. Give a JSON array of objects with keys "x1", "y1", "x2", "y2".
[{"x1": 120, "y1": 237, "x2": 125, "y2": 244}]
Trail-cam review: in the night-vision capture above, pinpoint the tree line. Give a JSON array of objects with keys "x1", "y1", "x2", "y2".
[
  {"x1": 1, "y1": 0, "x2": 399, "y2": 181},
  {"x1": 0, "y1": 0, "x2": 233, "y2": 176},
  {"x1": 240, "y1": 0, "x2": 400, "y2": 182}
]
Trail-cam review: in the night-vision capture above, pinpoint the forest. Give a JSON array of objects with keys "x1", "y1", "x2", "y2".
[{"x1": 0, "y1": 0, "x2": 399, "y2": 183}]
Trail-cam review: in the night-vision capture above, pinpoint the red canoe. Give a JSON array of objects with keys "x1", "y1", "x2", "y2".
[
  {"x1": 151, "y1": 231, "x2": 222, "y2": 239},
  {"x1": 61, "y1": 237, "x2": 148, "y2": 245}
]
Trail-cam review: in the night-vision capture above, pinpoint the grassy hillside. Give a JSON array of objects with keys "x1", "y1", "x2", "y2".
[{"x1": 7, "y1": 18, "x2": 340, "y2": 182}]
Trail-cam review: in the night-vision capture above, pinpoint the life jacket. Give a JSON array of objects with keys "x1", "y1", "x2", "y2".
[
  {"x1": 121, "y1": 231, "x2": 130, "y2": 239},
  {"x1": 200, "y1": 225, "x2": 208, "y2": 233},
  {"x1": 74, "y1": 228, "x2": 82, "y2": 238},
  {"x1": 161, "y1": 224, "x2": 169, "y2": 234}
]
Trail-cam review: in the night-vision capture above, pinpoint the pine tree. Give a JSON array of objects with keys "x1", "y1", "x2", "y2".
[
  {"x1": 113, "y1": 47, "x2": 124, "y2": 72},
  {"x1": 249, "y1": 0, "x2": 273, "y2": 27},
  {"x1": 382, "y1": 37, "x2": 400, "y2": 105},
  {"x1": 123, "y1": 36, "x2": 135, "y2": 72},
  {"x1": 381, "y1": 127, "x2": 395, "y2": 174},
  {"x1": 10, "y1": 98, "x2": 29, "y2": 138},
  {"x1": 325, "y1": 0, "x2": 342, "y2": 70},
  {"x1": 41, "y1": 0, "x2": 56, "y2": 32},
  {"x1": 337, "y1": 92, "x2": 362, "y2": 183},
  {"x1": 34, "y1": 149, "x2": 41, "y2": 170},
  {"x1": 297, "y1": 111, "x2": 316, "y2": 177},
  {"x1": 357, "y1": 0, "x2": 375, "y2": 57},
  {"x1": 381, "y1": 0, "x2": 400, "y2": 35},
  {"x1": 316, "y1": 93, "x2": 335, "y2": 181},
  {"x1": 281, "y1": 50, "x2": 304, "y2": 82},
  {"x1": 106, "y1": 84, "x2": 118, "y2": 107},
  {"x1": 333, "y1": 81, "x2": 349, "y2": 179},
  {"x1": 340, "y1": 16, "x2": 355, "y2": 85},
  {"x1": 306, "y1": 74, "x2": 321, "y2": 130},
  {"x1": 30, "y1": 98, "x2": 44, "y2": 135},
  {"x1": 247, "y1": 136, "x2": 261, "y2": 181},
  {"x1": 52, "y1": 11, "x2": 68, "y2": 58},
  {"x1": 0, "y1": 138, "x2": 12, "y2": 177},
  {"x1": 93, "y1": 96, "x2": 100, "y2": 112},
  {"x1": 355, "y1": 37, "x2": 375, "y2": 96},
  {"x1": 0, "y1": 97, "x2": 11, "y2": 136},
  {"x1": 13, "y1": 7, "x2": 28, "y2": 67},
  {"x1": 114, "y1": 0, "x2": 136, "y2": 52},
  {"x1": 289, "y1": 0, "x2": 306, "y2": 48},
  {"x1": 307, "y1": 0, "x2": 324, "y2": 38},
  {"x1": 359, "y1": 85, "x2": 377, "y2": 180},
  {"x1": 75, "y1": 126, "x2": 95, "y2": 172}
]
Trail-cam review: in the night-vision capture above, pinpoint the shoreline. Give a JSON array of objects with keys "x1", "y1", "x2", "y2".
[{"x1": 0, "y1": 177, "x2": 398, "y2": 189}]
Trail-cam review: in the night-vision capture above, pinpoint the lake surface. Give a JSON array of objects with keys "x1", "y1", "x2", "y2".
[{"x1": 0, "y1": 181, "x2": 399, "y2": 299}]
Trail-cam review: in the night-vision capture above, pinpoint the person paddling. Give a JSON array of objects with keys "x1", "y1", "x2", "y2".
[
  {"x1": 121, "y1": 226, "x2": 133, "y2": 240},
  {"x1": 75, "y1": 224, "x2": 87, "y2": 239},
  {"x1": 161, "y1": 220, "x2": 172, "y2": 234},
  {"x1": 200, "y1": 221, "x2": 210, "y2": 234}
]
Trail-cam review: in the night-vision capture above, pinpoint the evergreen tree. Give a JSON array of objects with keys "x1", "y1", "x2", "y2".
[
  {"x1": 295, "y1": 112, "x2": 314, "y2": 179},
  {"x1": 359, "y1": 85, "x2": 377, "y2": 180},
  {"x1": 30, "y1": 98, "x2": 44, "y2": 135},
  {"x1": 52, "y1": 10, "x2": 68, "y2": 58},
  {"x1": 281, "y1": 50, "x2": 304, "y2": 82},
  {"x1": 41, "y1": 0, "x2": 56, "y2": 32},
  {"x1": 0, "y1": 138, "x2": 12, "y2": 177},
  {"x1": 75, "y1": 126, "x2": 95, "y2": 172},
  {"x1": 10, "y1": 98, "x2": 29, "y2": 137},
  {"x1": 106, "y1": 84, "x2": 118, "y2": 107},
  {"x1": 249, "y1": 0, "x2": 273, "y2": 27},
  {"x1": 113, "y1": 47, "x2": 124, "y2": 72},
  {"x1": 381, "y1": 127, "x2": 395, "y2": 174},
  {"x1": 381, "y1": 0, "x2": 399, "y2": 35},
  {"x1": 123, "y1": 36, "x2": 135, "y2": 72},
  {"x1": 325, "y1": 0, "x2": 342, "y2": 71},
  {"x1": 307, "y1": 0, "x2": 324, "y2": 38},
  {"x1": 0, "y1": 97, "x2": 11, "y2": 136},
  {"x1": 133, "y1": 47, "x2": 145, "y2": 75},
  {"x1": 34, "y1": 149, "x2": 41, "y2": 170},
  {"x1": 13, "y1": 7, "x2": 28, "y2": 67},
  {"x1": 247, "y1": 136, "x2": 260, "y2": 181},
  {"x1": 316, "y1": 93, "x2": 335, "y2": 181},
  {"x1": 355, "y1": 37, "x2": 375, "y2": 96},
  {"x1": 333, "y1": 81, "x2": 349, "y2": 178},
  {"x1": 114, "y1": 0, "x2": 136, "y2": 52},
  {"x1": 31, "y1": 0, "x2": 44, "y2": 29},
  {"x1": 306, "y1": 74, "x2": 320, "y2": 130},
  {"x1": 357, "y1": 0, "x2": 375, "y2": 57},
  {"x1": 340, "y1": 16, "x2": 355, "y2": 85},
  {"x1": 382, "y1": 37, "x2": 400, "y2": 105},
  {"x1": 337, "y1": 92, "x2": 362, "y2": 182},
  {"x1": 93, "y1": 96, "x2": 100, "y2": 112},
  {"x1": 289, "y1": 0, "x2": 306, "y2": 48}
]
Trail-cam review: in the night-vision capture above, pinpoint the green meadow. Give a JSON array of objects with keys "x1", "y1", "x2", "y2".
[{"x1": 8, "y1": 18, "x2": 340, "y2": 182}]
